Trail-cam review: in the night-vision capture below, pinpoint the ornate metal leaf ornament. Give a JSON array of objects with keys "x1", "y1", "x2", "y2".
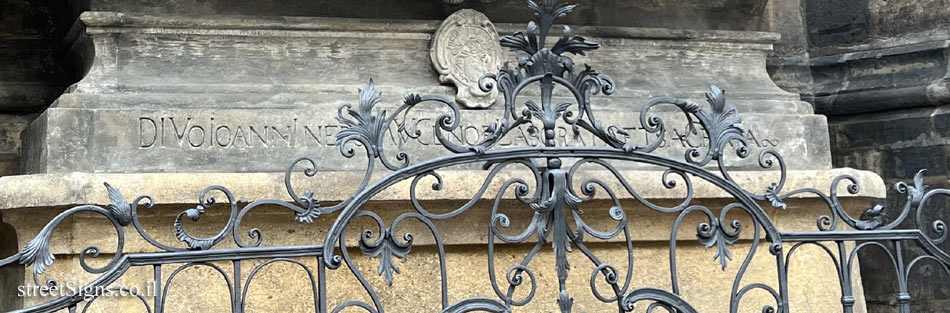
[
  {"x1": 683, "y1": 84, "x2": 749, "y2": 165},
  {"x1": 5, "y1": 1, "x2": 950, "y2": 313},
  {"x1": 337, "y1": 79, "x2": 387, "y2": 159},
  {"x1": 105, "y1": 182, "x2": 132, "y2": 226},
  {"x1": 698, "y1": 217, "x2": 741, "y2": 271},
  {"x1": 174, "y1": 205, "x2": 211, "y2": 250},
  {"x1": 0, "y1": 183, "x2": 147, "y2": 277},
  {"x1": 765, "y1": 183, "x2": 787, "y2": 210},
  {"x1": 16, "y1": 230, "x2": 55, "y2": 275},
  {"x1": 293, "y1": 190, "x2": 321, "y2": 224},
  {"x1": 336, "y1": 79, "x2": 422, "y2": 170},
  {"x1": 905, "y1": 169, "x2": 928, "y2": 206},
  {"x1": 360, "y1": 228, "x2": 412, "y2": 286}
]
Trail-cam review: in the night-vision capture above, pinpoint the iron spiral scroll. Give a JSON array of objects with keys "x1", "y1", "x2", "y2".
[{"x1": 2, "y1": 1, "x2": 950, "y2": 312}]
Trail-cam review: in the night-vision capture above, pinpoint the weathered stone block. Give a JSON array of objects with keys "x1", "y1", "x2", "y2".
[
  {"x1": 0, "y1": 4, "x2": 893, "y2": 313},
  {"x1": 882, "y1": 114, "x2": 935, "y2": 145},
  {"x1": 884, "y1": 145, "x2": 948, "y2": 178},
  {"x1": 19, "y1": 12, "x2": 828, "y2": 174},
  {"x1": 806, "y1": 2, "x2": 950, "y2": 116},
  {"x1": 21, "y1": 105, "x2": 830, "y2": 173},
  {"x1": 805, "y1": 0, "x2": 870, "y2": 48}
]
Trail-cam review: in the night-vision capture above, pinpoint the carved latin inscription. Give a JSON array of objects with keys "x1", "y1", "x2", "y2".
[
  {"x1": 137, "y1": 116, "x2": 779, "y2": 150},
  {"x1": 430, "y1": 9, "x2": 502, "y2": 109}
]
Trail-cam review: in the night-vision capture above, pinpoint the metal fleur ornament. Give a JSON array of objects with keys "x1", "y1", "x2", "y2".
[
  {"x1": 686, "y1": 85, "x2": 749, "y2": 165},
  {"x1": 337, "y1": 79, "x2": 389, "y2": 160},
  {"x1": 765, "y1": 183, "x2": 787, "y2": 210},
  {"x1": 5, "y1": 1, "x2": 950, "y2": 313},
  {"x1": 16, "y1": 229, "x2": 55, "y2": 275},
  {"x1": 901, "y1": 169, "x2": 928, "y2": 207},
  {"x1": 699, "y1": 218, "x2": 741, "y2": 270},
  {"x1": 360, "y1": 228, "x2": 412, "y2": 285},
  {"x1": 336, "y1": 79, "x2": 423, "y2": 170}
]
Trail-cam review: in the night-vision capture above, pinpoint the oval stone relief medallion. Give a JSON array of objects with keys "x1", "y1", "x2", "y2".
[{"x1": 430, "y1": 9, "x2": 502, "y2": 109}]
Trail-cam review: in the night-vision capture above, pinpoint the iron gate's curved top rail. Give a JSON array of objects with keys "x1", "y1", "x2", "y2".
[{"x1": 2, "y1": 1, "x2": 949, "y2": 312}]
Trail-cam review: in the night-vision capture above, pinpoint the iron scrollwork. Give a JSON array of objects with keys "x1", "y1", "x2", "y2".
[{"x1": 2, "y1": 1, "x2": 950, "y2": 312}]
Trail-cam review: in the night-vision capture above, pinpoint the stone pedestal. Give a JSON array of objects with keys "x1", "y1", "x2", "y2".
[
  {"x1": 21, "y1": 12, "x2": 824, "y2": 174},
  {"x1": 0, "y1": 7, "x2": 886, "y2": 313}
]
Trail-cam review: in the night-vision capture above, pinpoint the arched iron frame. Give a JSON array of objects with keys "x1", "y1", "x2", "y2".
[{"x1": 2, "y1": 1, "x2": 949, "y2": 312}]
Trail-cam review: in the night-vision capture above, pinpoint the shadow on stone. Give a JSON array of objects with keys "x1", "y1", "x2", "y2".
[{"x1": 0, "y1": 213, "x2": 23, "y2": 311}]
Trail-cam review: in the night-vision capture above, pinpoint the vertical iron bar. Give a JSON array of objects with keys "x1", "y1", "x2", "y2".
[
  {"x1": 894, "y1": 241, "x2": 910, "y2": 313},
  {"x1": 318, "y1": 256, "x2": 327, "y2": 313},
  {"x1": 775, "y1": 244, "x2": 790, "y2": 313},
  {"x1": 233, "y1": 260, "x2": 243, "y2": 313},
  {"x1": 153, "y1": 264, "x2": 163, "y2": 313},
  {"x1": 837, "y1": 241, "x2": 854, "y2": 313}
]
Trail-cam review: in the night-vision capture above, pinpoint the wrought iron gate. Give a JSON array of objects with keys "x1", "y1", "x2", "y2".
[{"x1": 2, "y1": 1, "x2": 949, "y2": 312}]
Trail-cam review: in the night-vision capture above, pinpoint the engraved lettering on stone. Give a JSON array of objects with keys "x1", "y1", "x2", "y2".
[
  {"x1": 136, "y1": 115, "x2": 780, "y2": 150},
  {"x1": 430, "y1": 9, "x2": 501, "y2": 109},
  {"x1": 139, "y1": 117, "x2": 157, "y2": 148}
]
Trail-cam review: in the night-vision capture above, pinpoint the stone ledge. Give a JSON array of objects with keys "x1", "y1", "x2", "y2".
[
  {"x1": 809, "y1": 28, "x2": 950, "y2": 58},
  {"x1": 0, "y1": 168, "x2": 884, "y2": 256},
  {"x1": 809, "y1": 36, "x2": 950, "y2": 116},
  {"x1": 0, "y1": 168, "x2": 885, "y2": 210},
  {"x1": 51, "y1": 87, "x2": 805, "y2": 110},
  {"x1": 810, "y1": 40, "x2": 950, "y2": 66}
]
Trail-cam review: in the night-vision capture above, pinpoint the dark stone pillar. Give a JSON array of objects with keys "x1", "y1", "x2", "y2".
[
  {"x1": 0, "y1": 213, "x2": 22, "y2": 311},
  {"x1": 0, "y1": 0, "x2": 83, "y2": 176},
  {"x1": 831, "y1": 108, "x2": 950, "y2": 312},
  {"x1": 802, "y1": 0, "x2": 950, "y2": 311}
]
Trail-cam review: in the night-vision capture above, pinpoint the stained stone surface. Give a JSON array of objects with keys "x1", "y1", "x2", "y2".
[
  {"x1": 0, "y1": 115, "x2": 33, "y2": 176},
  {"x1": 0, "y1": 168, "x2": 886, "y2": 210}
]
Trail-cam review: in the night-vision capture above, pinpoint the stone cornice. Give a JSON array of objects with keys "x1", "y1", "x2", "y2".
[{"x1": 74, "y1": 11, "x2": 781, "y2": 46}]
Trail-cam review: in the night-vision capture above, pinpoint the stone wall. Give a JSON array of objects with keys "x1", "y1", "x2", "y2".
[
  {"x1": 0, "y1": 2, "x2": 74, "y2": 310},
  {"x1": 0, "y1": 217, "x2": 21, "y2": 311},
  {"x1": 781, "y1": 0, "x2": 950, "y2": 312},
  {"x1": 0, "y1": 0, "x2": 82, "y2": 175},
  {"x1": 831, "y1": 107, "x2": 950, "y2": 313}
]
